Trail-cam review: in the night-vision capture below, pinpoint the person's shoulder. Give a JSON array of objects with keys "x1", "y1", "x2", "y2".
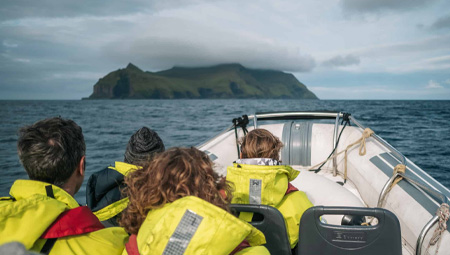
[
  {"x1": 284, "y1": 190, "x2": 314, "y2": 208},
  {"x1": 89, "y1": 166, "x2": 116, "y2": 179},
  {"x1": 87, "y1": 165, "x2": 124, "y2": 187},
  {"x1": 72, "y1": 227, "x2": 128, "y2": 249}
]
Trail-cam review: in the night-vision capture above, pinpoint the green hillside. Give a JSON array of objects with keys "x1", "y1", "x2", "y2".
[{"x1": 87, "y1": 63, "x2": 318, "y2": 99}]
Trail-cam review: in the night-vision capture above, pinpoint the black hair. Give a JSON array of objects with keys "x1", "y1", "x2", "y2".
[{"x1": 17, "y1": 117, "x2": 85, "y2": 187}]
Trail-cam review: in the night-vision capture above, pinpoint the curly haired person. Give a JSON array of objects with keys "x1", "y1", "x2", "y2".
[
  {"x1": 119, "y1": 147, "x2": 269, "y2": 255},
  {"x1": 227, "y1": 129, "x2": 313, "y2": 249}
]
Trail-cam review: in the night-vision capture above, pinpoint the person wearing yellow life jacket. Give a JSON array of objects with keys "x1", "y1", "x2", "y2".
[
  {"x1": 227, "y1": 129, "x2": 314, "y2": 249},
  {"x1": 86, "y1": 127, "x2": 165, "y2": 227},
  {"x1": 119, "y1": 147, "x2": 270, "y2": 255},
  {"x1": 0, "y1": 117, "x2": 128, "y2": 255}
]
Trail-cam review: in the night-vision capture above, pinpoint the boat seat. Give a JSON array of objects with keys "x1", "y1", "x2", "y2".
[
  {"x1": 290, "y1": 170, "x2": 366, "y2": 225},
  {"x1": 230, "y1": 204, "x2": 292, "y2": 255},
  {"x1": 297, "y1": 206, "x2": 402, "y2": 255}
]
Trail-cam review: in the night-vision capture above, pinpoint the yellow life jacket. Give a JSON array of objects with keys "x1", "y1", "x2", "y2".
[
  {"x1": 122, "y1": 196, "x2": 269, "y2": 255},
  {"x1": 227, "y1": 163, "x2": 313, "y2": 248},
  {"x1": 90, "y1": 162, "x2": 139, "y2": 222},
  {"x1": 0, "y1": 180, "x2": 128, "y2": 255}
]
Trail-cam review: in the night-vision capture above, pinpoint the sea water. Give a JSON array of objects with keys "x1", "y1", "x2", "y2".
[{"x1": 1, "y1": 99, "x2": 449, "y2": 204}]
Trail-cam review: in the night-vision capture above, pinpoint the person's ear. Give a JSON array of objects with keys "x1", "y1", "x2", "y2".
[{"x1": 78, "y1": 156, "x2": 85, "y2": 177}]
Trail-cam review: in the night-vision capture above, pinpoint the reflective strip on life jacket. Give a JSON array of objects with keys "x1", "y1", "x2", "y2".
[
  {"x1": 40, "y1": 206, "x2": 105, "y2": 239},
  {"x1": 125, "y1": 234, "x2": 252, "y2": 255},
  {"x1": 238, "y1": 183, "x2": 299, "y2": 222}
]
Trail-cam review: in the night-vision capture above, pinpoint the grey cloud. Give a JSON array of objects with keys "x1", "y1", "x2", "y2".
[
  {"x1": 431, "y1": 14, "x2": 450, "y2": 30},
  {"x1": 322, "y1": 54, "x2": 360, "y2": 67},
  {"x1": 1, "y1": 3, "x2": 318, "y2": 100},
  {"x1": 357, "y1": 35, "x2": 450, "y2": 57},
  {"x1": 0, "y1": 57, "x2": 100, "y2": 99},
  {"x1": 341, "y1": 0, "x2": 437, "y2": 13},
  {"x1": 102, "y1": 33, "x2": 316, "y2": 73},
  {"x1": 0, "y1": 34, "x2": 115, "y2": 99},
  {"x1": 0, "y1": 0, "x2": 200, "y2": 22}
]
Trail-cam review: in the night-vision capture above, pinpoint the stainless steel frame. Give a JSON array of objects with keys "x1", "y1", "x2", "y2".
[
  {"x1": 333, "y1": 113, "x2": 340, "y2": 176},
  {"x1": 416, "y1": 216, "x2": 439, "y2": 255},
  {"x1": 253, "y1": 112, "x2": 342, "y2": 126}
]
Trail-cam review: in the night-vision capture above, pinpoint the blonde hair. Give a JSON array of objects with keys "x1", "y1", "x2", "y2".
[
  {"x1": 119, "y1": 147, "x2": 232, "y2": 234},
  {"x1": 240, "y1": 129, "x2": 283, "y2": 161}
]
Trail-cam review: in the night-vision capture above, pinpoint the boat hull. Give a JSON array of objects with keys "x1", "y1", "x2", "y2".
[{"x1": 198, "y1": 120, "x2": 450, "y2": 255}]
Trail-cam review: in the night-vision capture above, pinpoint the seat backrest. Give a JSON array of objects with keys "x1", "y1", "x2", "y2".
[
  {"x1": 297, "y1": 206, "x2": 402, "y2": 255},
  {"x1": 230, "y1": 204, "x2": 292, "y2": 255}
]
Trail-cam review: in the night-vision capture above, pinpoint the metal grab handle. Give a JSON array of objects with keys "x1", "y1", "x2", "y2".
[{"x1": 416, "y1": 216, "x2": 439, "y2": 255}]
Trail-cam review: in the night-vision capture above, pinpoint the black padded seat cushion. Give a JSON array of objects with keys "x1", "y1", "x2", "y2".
[
  {"x1": 230, "y1": 204, "x2": 292, "y2": 255},
  {"x1": 298, "y1": 206, "x2": 402, "y2": 255}
]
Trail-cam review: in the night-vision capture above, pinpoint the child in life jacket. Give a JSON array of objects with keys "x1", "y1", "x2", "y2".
[
  {"x1": 227, "y1": 129, "x2": 313, "y2": 249},
  {"x1": 119, "y1": 147, "x2": 269, "y2": 255}
]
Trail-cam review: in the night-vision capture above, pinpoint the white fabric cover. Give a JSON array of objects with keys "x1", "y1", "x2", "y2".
[{"x1": 291, "y1": 170, "x2": 365, "y2": 225}]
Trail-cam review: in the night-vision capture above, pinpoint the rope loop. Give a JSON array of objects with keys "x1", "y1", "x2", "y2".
[
  {"x1": 394, "y1": 164, "x2": 406, "y2": 175},
  {"x1": 362, "y1": 128, "x2": 374, "y2": 138},
  {"x1": 391, "y1": 164, "x2": 406, "y2": 188},
  {"x1": 358, "y1": 128, "x2": 374, "y2": 156},
  {"x1": 426, "y1": 203, "x2": 450, "y2": 254},
  {"x1": 308, "y1": 127, "x2": 375, "y2": 183},
  {"x1": 379, "y1": 164, "x2": 407, "y2": 208}
]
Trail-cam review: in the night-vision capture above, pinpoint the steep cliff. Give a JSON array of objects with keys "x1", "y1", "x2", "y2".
[{"x1": 87, "y1": 63, "x2": 318, "y2": 99}]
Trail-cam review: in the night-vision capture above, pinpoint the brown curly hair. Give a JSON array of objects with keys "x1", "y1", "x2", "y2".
[
  {"x1": 240, "y1": 129, "x2": 283, "y2": 161},
  {"x1": 119, "y1": 147, "x2": 232, "y2": 234}
]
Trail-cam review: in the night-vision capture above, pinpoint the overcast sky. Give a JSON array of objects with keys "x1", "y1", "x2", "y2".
[{"x1": 1, "y1": 0, "x2": 449, "y2": 99}]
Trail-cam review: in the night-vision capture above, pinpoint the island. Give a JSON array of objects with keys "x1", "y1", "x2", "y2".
[{"x1": 86, "y1": 63, "x2": 318, "y2": 99}]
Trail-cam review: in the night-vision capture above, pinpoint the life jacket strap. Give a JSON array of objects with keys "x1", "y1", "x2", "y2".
[
  {"x1": 39, "y1": 185, "x2": 104, "y2": 254},
  {"x1": 286, "y1": 183, "x2": 299, "y2": 195},
  {"x1": 0, "y1": 196, "x2": 16, "y2": 201},
  {"x1": 45, "y1": 185, "x2": 55, "y2": 198},
  {"x1": 40, "y1": 185, "x2": 57, "y2": 255},
  {"x1": 230, "y1": 240, "x2": 250, "y2": 255},
  {"x1": 125, "y1": 234, "x2": 140, "y2": 255},
  {"x1": 40, "y1": 239, "x2": 57, "y2": 255}
]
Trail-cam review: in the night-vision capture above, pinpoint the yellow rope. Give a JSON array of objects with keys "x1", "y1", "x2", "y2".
[
  {"x1": 426, "y1": 203, "x2": 450, "y2": 255},
  {"x1": 388, "y1": 164, "x2": 406, "y2": 192},
  {"x1": 378, "y1": 164, "x2": 406, "y2": 208},
  {"x1": 343, "y1": 128, "x2": 374, "y2": 179},
  {"x1": 308, "y1": 128, "x2": 374, "y2": 181}
]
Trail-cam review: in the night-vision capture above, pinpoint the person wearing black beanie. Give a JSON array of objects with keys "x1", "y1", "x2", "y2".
[
  {"x1": 86, "y1": 127, "x2": 165, "y2": 227},
  {"x1": 124, "y1": 127, "x2": 165, "y2": 165}
]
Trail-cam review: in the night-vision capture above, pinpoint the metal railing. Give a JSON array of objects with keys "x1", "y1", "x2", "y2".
[
  {"x1": 199, "y1": 111, "x2": 449, "y2": 255},
  {"x1": 253, "y1": 111, "x2": 341, "y2": 127}
]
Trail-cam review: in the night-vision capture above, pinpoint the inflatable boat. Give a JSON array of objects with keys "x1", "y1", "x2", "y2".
[{"x1": 197, "y1": 111, "x2": 450, "y2": 255}]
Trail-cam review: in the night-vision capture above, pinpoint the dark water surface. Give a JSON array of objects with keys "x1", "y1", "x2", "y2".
[{"x1": 1, "y1": 100, "x2": 449, "y2": 204}]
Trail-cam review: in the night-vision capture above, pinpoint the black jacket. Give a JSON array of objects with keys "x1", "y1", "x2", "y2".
[{"x1": 86, "y1": 166, "x2": 126, "y2": 227}]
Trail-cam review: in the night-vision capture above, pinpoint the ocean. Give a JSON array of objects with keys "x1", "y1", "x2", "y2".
[{"x1": 1, "y1": 99, "x2": 449, "y2": 204}]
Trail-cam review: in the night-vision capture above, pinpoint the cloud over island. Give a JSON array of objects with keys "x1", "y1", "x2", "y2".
[{"x1": 1, "y1": 0, "x2": 450, "y2": 99}]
